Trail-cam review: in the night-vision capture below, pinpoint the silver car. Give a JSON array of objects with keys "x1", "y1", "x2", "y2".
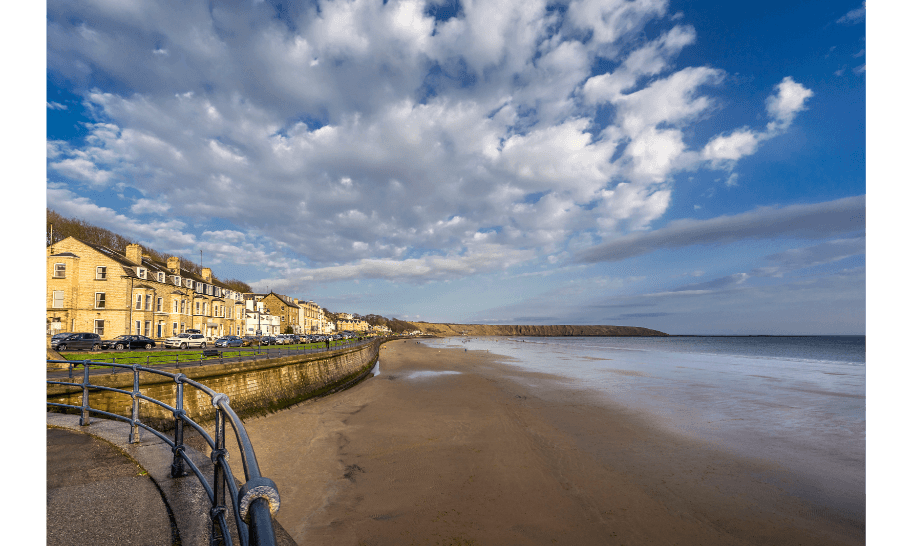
[{"x1": 163, "y1": 333, "x2": 208, "y2": 349}]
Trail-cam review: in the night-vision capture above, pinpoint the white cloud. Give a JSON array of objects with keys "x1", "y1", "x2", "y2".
[
  {"x1": 765, "y1": 76, "x2": 814, "y2": 132},
  {"x1": 47, "y1": 101, "x2": 68, "y2": 110},
  {"x1": 130, "y1": 198, "x2": 171, "y2": 215},
  {"x1": 45, "y1": 1, "x2": 818, "y2": 284},
  {"x1": 837, "y1": 3, "x2": 866, "y2": 25},
  {"x1": 702, "y1": 130, "x2": 759, "y2": 164},
  {"x1": 48, "y1": 157, "x2": 115, "y2": 186}
]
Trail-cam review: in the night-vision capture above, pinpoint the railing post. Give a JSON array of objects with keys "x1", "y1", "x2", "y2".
[
  {"x1": 79, "y1": 361, "x2": 90, "y2": 426},
  {"x1": 129, "y1": 365, "x2": 141, "y2": 443},
  {"x1": 171, "y1": 375, "x2": 187, "y2": 477},
  {"x1": 210, "y1": 400, "x2": 228, "y2": 545},
  {"x1": 112, "y1": 356, "x2": 116, "y2": 375}
]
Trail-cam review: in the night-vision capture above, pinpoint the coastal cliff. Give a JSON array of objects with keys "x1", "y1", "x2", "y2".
[{"x1": 413, "y1": 323, "x2": 668, "y2": 337}]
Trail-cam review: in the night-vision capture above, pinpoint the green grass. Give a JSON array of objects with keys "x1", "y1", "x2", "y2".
[{"x1": 57, "y1": 339, "x2": 366, "y2": 367}]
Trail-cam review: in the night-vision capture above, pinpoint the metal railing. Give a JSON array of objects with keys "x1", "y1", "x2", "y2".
[
  {"x1": 47, "y1": 361, "x2": 281, "y2": 546},
  {"x1": 50, "y1": 337, "x2": 379, "y2": 377}
]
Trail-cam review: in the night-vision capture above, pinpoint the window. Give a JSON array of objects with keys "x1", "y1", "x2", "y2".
[
  {"x1": 172, "y1": 322, "x2": 178, "y2": 335},
  {"x1": 94, "y1": 320, "x2": 104, "y2": 336},
  {"x1": 195, "y1": 301, "x2": 200, "y2": 314},
  {"x1": 180, "y1": 300, "x2": 185, "y2": 314},
  {"x1": 137, "y1": 267, "x2": 147, "y2": 279},
  {"x1": 144, "y1": 321, "x2": 151, "y2": 337},
  {"x1": 145, "y1": 295, "x2": 152, "y2": 311},
  {"x1": 95, "y1": 293, "x2": 106, "y2": 309},
  {"x1": 52, "y1": 290, "x2": 64, "y2": 308},
  {"x1": 157, "y1": 297, "x2": 163, "y2": 312},
  {"x1": 157, "y1": 272, "x2": 165, "y2": 282},
  {"x1": 96, "y1": 266, "x2": 107, "y2": 280},
  {"x1": 53, "y1": 263, "x2": 66, "y2": 278},
  {"x1": 173, "y1": 275, "x2": 181, "y2": 286},
  {"x1": 136, "y1": 321, "x2": 142, "y2": 335},
  {"x1": 135, "y1": 294, "x2": 143, "y2": 310},
  {"x1": 185, "y1": 279, "x2": 193, "y2": 289}
]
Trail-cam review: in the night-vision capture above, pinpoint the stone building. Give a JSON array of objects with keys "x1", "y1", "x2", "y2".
[
  {"x1": 243, "y1": 292, "x2": 301, "y2": 334},
  {"x1": 242, "y1": 299, "x2": 281, "y2": 336},
  {"x1": 47, "y1": 237, "x2": 247, "y2": 341},
  {"x1": 294, "y1": 299, "x2": 323, "y2": 334},
  {"x1": 336, "y1": 317, "x2": 370, "y2": 332}
]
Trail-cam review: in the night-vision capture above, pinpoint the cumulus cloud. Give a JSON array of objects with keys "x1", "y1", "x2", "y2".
[
  {"x1": 130, "y1": 198, "x2": 170, "y2": 215},
  {"x1": 765, "y1": 76, "x2": 814, "y2": 132},
  {"x1": 46, "y1": 0, "x2": 817, "y2": 283},
  {"x1": 255, "y1": 244, "x2": 536, "y2": 286}
]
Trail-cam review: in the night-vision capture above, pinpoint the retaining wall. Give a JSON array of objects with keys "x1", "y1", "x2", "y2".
[{"x1": 47, "y1": 340, "x2": 380, "y2": 427}]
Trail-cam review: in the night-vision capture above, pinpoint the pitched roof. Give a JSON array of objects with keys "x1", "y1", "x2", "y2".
[{"x1": 64, "y1": 237, "x2": 239, "y2": 293}]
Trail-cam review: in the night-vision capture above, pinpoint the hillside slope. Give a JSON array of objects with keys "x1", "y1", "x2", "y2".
[{"x1": 413, "y1": 323, "x2": 668, "y2": 337}]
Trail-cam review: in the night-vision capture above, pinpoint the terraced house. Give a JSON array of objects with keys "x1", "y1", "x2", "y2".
[
  {"x1": 295, "y1": 299, "x2": 324, "y2": 334},
  {"x1": 47, "y1": 237, "x2": 247, "y2": 341},
  {"x1": 244, "y1": 292, "x2": 301, "y2": 334}
]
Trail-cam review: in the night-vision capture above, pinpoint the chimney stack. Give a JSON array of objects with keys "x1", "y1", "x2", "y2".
[
  {"x1": 167, "y1": 257, "x2": 181, "y2": 274},
  {"x1": 125, "y1": 244, "x2": 143, "y2": 265},
  {"x1": 202, "y1": 268, "x2": 212, "y2": 282}
]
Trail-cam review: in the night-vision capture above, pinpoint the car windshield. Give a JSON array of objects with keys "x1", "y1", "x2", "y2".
[
  {"x1": 175, "y1": 333, "x2": 190, "y2": 338},
  {"x1": 113, "y1": 336, "x2": 130, "y2": 340}
]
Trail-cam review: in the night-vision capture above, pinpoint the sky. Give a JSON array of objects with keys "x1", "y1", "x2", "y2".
[{"x1": 40, "y1": 0, "x2": 869, "y2": 335}]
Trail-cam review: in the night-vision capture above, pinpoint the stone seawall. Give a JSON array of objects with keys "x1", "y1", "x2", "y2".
[{"x1": 47, "y1": 340, "x2": 381, "y2": 428}]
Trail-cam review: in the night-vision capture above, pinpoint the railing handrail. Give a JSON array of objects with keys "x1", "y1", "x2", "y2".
[
  {"x1": 46, "y1": 359, "x2": 281, "y2": 546},
  {"x1": 48, "y1": 336, "x2": 376, "y2": 375}
]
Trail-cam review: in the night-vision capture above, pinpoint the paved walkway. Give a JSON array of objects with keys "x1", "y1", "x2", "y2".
[
  {"x1": 47, "y1": 426, "x2": 176, "y2": 545},
  {"x1": 46, "y1": 414, "x2": 298, "y2": 545}
]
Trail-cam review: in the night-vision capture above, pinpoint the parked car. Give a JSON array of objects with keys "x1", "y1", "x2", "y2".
[
  {"x1": 241, "y1": 336, "x2": 260, "y2": 347},
  {"x1": 163, "y1": 333, "x2": 208, "y2": 349},
  {"x1": 52, "y1": 333, "x2": 102, "y2": 351},
  {"x1": 260, "y1": 336, "x2": 277, "y2": 346},
  {"x1": 103, "y1": 335, "x2": 157, "y2": 350},
  {"x1": 215, "y1": 336, "x2": 244, "y2": 348}
]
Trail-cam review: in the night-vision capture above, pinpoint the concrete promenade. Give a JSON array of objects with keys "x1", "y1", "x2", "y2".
[{"x1": 46, "y1": 413, "x2": 297, "y2": 545}]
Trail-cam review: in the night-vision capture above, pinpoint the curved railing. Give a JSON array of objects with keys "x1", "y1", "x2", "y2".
[{"x1": 47, "y1": 360, "x2": 281, "y2": 546}]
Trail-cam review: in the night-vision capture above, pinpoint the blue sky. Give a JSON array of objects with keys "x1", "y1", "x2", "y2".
[{"x1": 39, "y1": 0, "x2": 869, "y2": 334}]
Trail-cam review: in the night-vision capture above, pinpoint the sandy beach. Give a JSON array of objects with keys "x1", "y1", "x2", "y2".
[{"x1": 231, "y1": 340, "x2": 864, "y2": 545}]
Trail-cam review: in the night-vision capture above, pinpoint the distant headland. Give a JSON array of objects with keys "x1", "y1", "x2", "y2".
[{"x1": 411, "y1": 323, "x2": 668, "y2": 337}]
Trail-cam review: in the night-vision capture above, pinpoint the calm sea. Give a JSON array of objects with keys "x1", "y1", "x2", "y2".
[{"x1": 421, "y1": 335, "x2": 865, "y2": 517}]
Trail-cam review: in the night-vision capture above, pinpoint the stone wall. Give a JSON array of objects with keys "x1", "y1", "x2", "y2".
[{"x1": 48, "y1": 340, "x2": 380, "y2": 428}]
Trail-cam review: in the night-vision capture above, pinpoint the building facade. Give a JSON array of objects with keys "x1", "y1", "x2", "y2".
[
  {"x1": 294, "y1": 299, "x2": 323, "y2": 334},
  {"x1": 47, "y1": 237, "x2": 247, "y2": 341},
  {"x1": 242, "y1": 299, "x2": 281, "y2": 336},
  {"x1": 243, "y1": 292, "x2": 301, "y2": 333}
]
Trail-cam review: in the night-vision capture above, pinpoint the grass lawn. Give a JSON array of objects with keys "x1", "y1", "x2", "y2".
[{"x1": 57, "y1": 340, "x2": 360, "y2": 367}]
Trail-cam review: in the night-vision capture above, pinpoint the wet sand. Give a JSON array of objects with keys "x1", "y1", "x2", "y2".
[{"x1": 232, "y1": 341, "x2": 864, "y2": 545}]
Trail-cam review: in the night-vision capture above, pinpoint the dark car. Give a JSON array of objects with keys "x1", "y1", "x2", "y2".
[
  {"x1": 260, "y1": 336, "x2": 277, "y2": 346},
  {"x1": 103, "y1": 335, "x2": 157, "y2": 351},
  {"x1": 52, "y1": 332, "x2": 102, "y2": 351},
  {"x1": 215, "y1": 336, "x2": 243, "y2": 348}
]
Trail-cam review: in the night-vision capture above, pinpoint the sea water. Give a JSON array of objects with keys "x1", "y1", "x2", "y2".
[{"x1": 421, "y1": 335, "x2": 865, "y2": 518}]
